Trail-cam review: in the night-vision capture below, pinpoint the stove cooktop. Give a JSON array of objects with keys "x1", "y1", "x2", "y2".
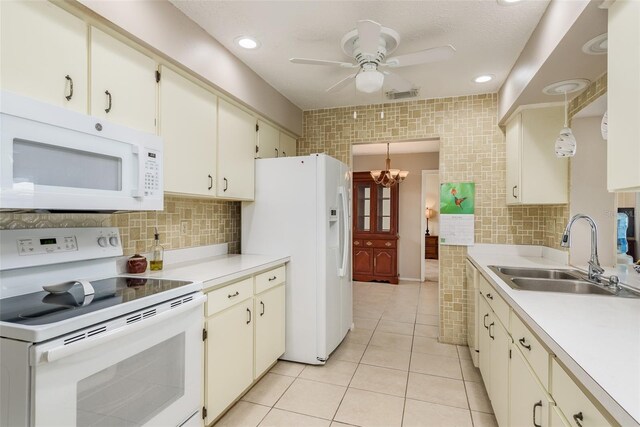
[{"x1": 0, "y1": 277, "x2": 192, "y2": 326}]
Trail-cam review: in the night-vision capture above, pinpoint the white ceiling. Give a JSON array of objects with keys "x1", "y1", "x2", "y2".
[
  {"x1": 352, "y1": 140, "x2": 440, "y2": 156},
  {"x1": 574, "y1": 94, "x2": 607, "y2": 119},
  {"x1": 170, "y1": 0, "x2": 550, "y2": 110}
]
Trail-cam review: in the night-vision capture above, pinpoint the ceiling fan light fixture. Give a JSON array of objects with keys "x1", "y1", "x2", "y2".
[{"x1": 356, "y1": 70, "x2": 384, "y2": 93}]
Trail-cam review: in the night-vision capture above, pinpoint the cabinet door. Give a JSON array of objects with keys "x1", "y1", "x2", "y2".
[
  {"x1": 509, "y1": 346, "x2": 551, "y2": 427},
  {"x1": 90, "y1": 27, "x2": 157, "y2": 134},
  {"x1": 353, "y1": 248, "x2": 373, "y2": 275},
  {"x1": 0, "y1": 1, "x2": 87, "y2": 112},
  {"x1": 279, "y1": 132, "x2": 297, "y2": 157},
  {"x1": 478, "y1": 296, "x2": 492, "y2": 393},
  {"x1": 373, "y1": 249, "x2": 395, "y2": 276},
  {"x1": 490, "y1": 320, "x2": 510, "y2": 427},
  {"x1": 205, "y1": 299, "x2": 254, "y2": 423},
  {"x1": 255, "y1": 285, "x2": 286, "y2": 377},
  {"x1": 257, "y1": 120, "x2": 279, "y2": 159},
  {"x1": 505, "y1": 113, "x2": 522, "y2": 205},
  {"x1": 217, "y1": 99, "x2": 256, "y2": 200},
  {"x1": 159, "y1": 66, "x2": 217, "y2": 196},
  {"x1": 608, "y1": 0, "x2": 640, "y2": 191}
]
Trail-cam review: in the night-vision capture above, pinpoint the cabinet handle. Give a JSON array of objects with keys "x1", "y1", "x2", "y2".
[
  {"x1": 260, "y1": 301, "x2": 265, "y2": 316},
  {"x1": 268, "y1": 276, "x2": 277, "y2": 281},
  {"x1": 519, "y1": 337, "x2": 531, "y2": 351},
  {"x1": 512, "y1": 185, "x2": 518, "y2": 199},
  {"x1": 246, "y1": 308, "x2": 252, "y2": 324},
  {"x1": 227, "y1": 291, "x2": 239, "y2": 299},
  {"x1": 385, "y1": 242, "x2": 392, "y2": 247},
  {"x1": 223, "y1": 177, "x2": 228, "y2": 192},
  {"x1": 208, "y1": 174, "x2": 213, "y2": 190},
  {"x1": 354, "y1": 241, "x2": 360, "y2": 246},
  {"x1": 282, "y1": 151, "x2": 286, "y2": 157},
  {"x1": 483, "y1": 313, "x2": 489, "y2": 329},
  {"x1": 104, "y1": 90, "x2": 112, "y2": 113},
  {"x1": 532, "y1": 400, "x2": 542, "y2": 427},
  {"x1": 488, "y1": 322, "x2": 495, "y2": 340},
  {"x1": 275, "y1": 148, "x2": 279, "y2": 157},
  {"x1": 65, "y1": 75, "x2": 73, "y2": 101},
  {"x1": 573, "y1": 412, "x2": 583, "y2": 427},
  {"x1": 486, "y1": 293, "x2": 494, "y2": 300}
]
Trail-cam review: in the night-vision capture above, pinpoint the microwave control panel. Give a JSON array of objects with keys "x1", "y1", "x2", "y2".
[{"x1": 144, "y1": 150, "x2": 161, "y2": 197}]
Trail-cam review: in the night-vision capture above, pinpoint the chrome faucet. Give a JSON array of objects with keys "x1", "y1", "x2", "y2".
[{"x1": 561, "y1": 214, "x2": 605, "y2": 282}]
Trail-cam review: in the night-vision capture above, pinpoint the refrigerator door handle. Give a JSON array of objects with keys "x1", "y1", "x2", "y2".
[{"x1": 338, "y1": 186, "x2": 349, "y2": 277}]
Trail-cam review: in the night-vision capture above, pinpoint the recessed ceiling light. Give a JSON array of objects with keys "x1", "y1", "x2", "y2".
[
  {"x1": 235, "y1": 36, "x2": 260, "y2": 49},
  {"x1": 473, "y1": 74, "x2": 494, "y2": 83},
  {"x1": 542, "y1": 79, "x2": 591, "y2": 96},
  {"x1": 582, "y1": 33, "x2": 608, "y2": 55},
  {"x1": 497, "y1": 0, "x2": 523, "y2": 5}
]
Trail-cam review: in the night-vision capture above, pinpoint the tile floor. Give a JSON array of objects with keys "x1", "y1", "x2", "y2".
[{"x1": 214, "y1": 280, "x2": 498, "y2": 427}]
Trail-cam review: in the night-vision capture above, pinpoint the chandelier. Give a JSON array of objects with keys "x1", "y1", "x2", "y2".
[{"x1": 370, "y1": 143, "x2": 409, "y2": 187}]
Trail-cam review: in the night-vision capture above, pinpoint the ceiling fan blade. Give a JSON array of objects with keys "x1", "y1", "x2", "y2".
[
  {"x1": 326, "y1": 73, "x2": 358, "y2": 93},
  {"x1": 383, "y1": 45, "x2": 456, "y2": 68},
  {"x1": 289, "y1": 58, "x2": 357, "y2": 68},
  {"x1": 381, "y1": 71, "x2": 415, "y2": 93},
  {"x1": 356, "y1": 20, "x2": 382, "y2": 56}
]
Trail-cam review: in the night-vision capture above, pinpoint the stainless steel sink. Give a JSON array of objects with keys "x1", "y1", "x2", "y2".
[{"x1": 488, "y1": 265, "x2": 640, "y2": 298}]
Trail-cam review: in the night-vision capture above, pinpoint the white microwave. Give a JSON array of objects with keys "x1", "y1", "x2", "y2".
[{"x1": 0, "y1": 91, "x2": 163, "y2": 212}]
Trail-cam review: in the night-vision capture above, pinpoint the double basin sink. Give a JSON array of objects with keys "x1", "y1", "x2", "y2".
[{"x1": 488, "y1": 266, "x2": 640, "y2": 298}]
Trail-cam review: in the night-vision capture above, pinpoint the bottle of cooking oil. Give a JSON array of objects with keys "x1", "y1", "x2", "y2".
[{"x1": 150, "y1": 227, "x2": 164, "y2": 271}]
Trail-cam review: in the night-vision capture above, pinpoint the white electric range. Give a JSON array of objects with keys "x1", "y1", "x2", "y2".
[{"x1": 0, "y1": 227, "x2": 205, "y2": 427}]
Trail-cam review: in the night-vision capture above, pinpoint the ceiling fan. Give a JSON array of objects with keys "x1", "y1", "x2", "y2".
[{"x1": 289, "y1": 19, "x2": 456, "y2": 94}]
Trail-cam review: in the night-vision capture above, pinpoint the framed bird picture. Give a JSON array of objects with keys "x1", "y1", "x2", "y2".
[{"x1": 439, "y1": 182, "x2": 476, "y2": 246}]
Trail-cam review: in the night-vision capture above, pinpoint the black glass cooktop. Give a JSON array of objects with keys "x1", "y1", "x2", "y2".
[{"x1": 0, "y1": 277, "x2": 192, "y2": 326}]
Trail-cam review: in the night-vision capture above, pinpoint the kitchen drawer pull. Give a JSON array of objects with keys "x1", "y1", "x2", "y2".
[
  {"x1": 208, "y1": 174, "x2": 213, "y2": 190},
  {"x1": 268, "y1": 276, "x2": 278, "y2": 281},
  {"x1": 223, "y1": 177, "x2": 228, "y2": 192},
  {"x1": 385, "y1": 242, "x2": 392, "y2": 247},
  {"x1": 105, "y1": 90, "x2": 112, "y2": 113},
  {"x1": 354, "y1": 241, "x2": 360, "y2": 246},
  {"x1": 488, "y1": 322, "x2": 495, "y2": 340},
  {"x1": 573, "y1": 412, "x2": 583, "y2": 427},
  {"x1": 260, "y1": 301, "x2": 265, "y2": 316},
  {"x1": 366, "y1": 241, "x2": 372, "y2": 246},
  {"x1": 486, "y1": 293, "x2": 494, "y2": 300},
  {"x1": 227, "y1": 291, "x2": 239, "y2": 298},
  {"x1": 246, "y1": 308, "x2": 252, "y2": 324},
  {"x1": 519, "y1": 337, "x2": 531, "y2": 351},
  {"x1": 483, "y1": 313, "x2": 489, "y2": 329},
  {"x1": 65, "y1": 75, "x2": 74, "y2": 100},
  {"x1": 533, "y1": 401, "x2": 542, "y2": 427}
]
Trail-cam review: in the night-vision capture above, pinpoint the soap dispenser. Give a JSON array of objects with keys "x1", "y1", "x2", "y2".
[{"x1": 150, "y1": 227, "x2": 164, "y2": 271}]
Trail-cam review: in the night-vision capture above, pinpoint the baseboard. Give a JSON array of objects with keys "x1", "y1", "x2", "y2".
[{"x1": 398, "y1": 277, "x2": 422, "y2": 282}]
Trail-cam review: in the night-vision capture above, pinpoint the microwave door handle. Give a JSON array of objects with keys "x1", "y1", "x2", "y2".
[
  {"x1": 38, "y1": 294, "x2": 205, "y2": 365},
  {"x1": 131, "y1": 145, "x2": 145, "y2": 199}
]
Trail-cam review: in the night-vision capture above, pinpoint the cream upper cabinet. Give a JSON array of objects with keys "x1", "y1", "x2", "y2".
[
  {"x1": 90, "y1": 27, "x2": 157, "y2": 134},
  {"x1": 217, "y1": 99, "x2": 256, "y2": 200},
  {"x1": 505, "y1": 106, "x2": 567, "y2": 205},
  {"x1": 254, "y1": 285, "x2": 286, "y2": 377},
  {"x1": 159, "y1": 66, "x2": 217, "y2": 196},
  {"x1": 257, "y1": 120, "x2": 279, "y2": 159},
  {"x1": 607, "y1": 0, "x2": 640, "y2": 192},
  {"x1": 510, "y1": 346, "x2": 553, "y2": 427},
  {"x1": 0, "y1": 1, "x2": 87, "y2": 112},
  {"x1": 279, "y1": 132, "x2": 297, "y2": 157}
]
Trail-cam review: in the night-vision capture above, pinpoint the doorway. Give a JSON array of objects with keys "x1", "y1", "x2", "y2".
[{"x1": 421, "y1": 170, "x2": 440, "y2": 282}]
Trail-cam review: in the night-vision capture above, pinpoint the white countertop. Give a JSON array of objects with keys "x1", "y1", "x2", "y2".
[{"x1": 467, "y1": 244, "x2": 640, "y2": 426}]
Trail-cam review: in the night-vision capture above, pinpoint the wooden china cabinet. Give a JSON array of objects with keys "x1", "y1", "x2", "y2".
[{"x1": 352, "y1": 172, "x2": 399, "y2": 284}]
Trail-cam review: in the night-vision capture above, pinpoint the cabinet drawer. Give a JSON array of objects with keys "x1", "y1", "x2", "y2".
[
  {"x1": 511, "y1": 311, "x2": 550, "y2": 391},
  {"x1": 551, "y1": 359, "x2": 611, "y2": 427},
  {"x1": 255, "y1": 265, "x2": 286, "y2": 294},
  {"x1": 478, "y1": 275, "x2": 509, "y2": 328},
  {"x1": 206, "y1": 277, "x2": 253, "y2": 317}
]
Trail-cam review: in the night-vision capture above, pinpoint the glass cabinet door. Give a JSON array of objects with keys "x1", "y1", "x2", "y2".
[
  {"x1": 377, "y1": 186, "x2": 391, "y2": 232},
  {"x1": 355, "y1": 183, "x2": 371, "y2": 232}
]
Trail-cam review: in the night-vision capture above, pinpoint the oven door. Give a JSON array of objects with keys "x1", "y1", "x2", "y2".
[
  {"x1": 0, "y1": 90, "x2": 162, "y2": 211},
  {"x1": 30, "y1": 295, "x2": 204, "y2": 427}
]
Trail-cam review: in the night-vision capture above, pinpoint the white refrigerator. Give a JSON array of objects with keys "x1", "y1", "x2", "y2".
[{"x1": 242, "y1": 154, "x2": 352, "y2": 365}]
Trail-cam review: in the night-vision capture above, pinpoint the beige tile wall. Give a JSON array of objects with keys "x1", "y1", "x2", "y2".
[
  {"x1": 0, "y1": 196, "x2": 241, "y2": 256},
  {"x1": 299, "y1": 94, "x2": 568, "y2": 344}
]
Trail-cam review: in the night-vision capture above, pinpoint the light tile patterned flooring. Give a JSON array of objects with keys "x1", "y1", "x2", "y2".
[{"x1": 214, "y1": 280, "x2": 498, "y2": 427}]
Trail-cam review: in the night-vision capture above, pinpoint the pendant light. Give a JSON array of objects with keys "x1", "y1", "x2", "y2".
[
  {"x1": 555, "y1": 90, "x2": 577, "y2": 157},
  {"x1": 370, "y1": 143, "x2": 409, "y2": 187}
]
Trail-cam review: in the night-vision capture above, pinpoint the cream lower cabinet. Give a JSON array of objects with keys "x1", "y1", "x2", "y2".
[
  {"x1": 159, "y1": 66, "x2": 217, "y2": 196},
  {"x1": 254, "y1": 284, "x2": 286, "y2": 377},
  {"x1": 479, "y1": 295, "x2": 493, "y2": 392},
  {"x1": 510, "y1": 346, "x2": 553, "y2": 427},
  {"x1": 0, "y1": 1, "x2": 88, "y2": 113}
]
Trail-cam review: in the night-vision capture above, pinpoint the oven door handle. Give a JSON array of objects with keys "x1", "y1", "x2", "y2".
[{"x1": 39, "y1": 294, "x2": 205, "y2": 365}]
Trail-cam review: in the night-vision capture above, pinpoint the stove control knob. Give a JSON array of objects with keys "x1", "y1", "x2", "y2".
[
  {"x1": 97, "y1": 237, "x2": 108, "y2": 247},
  {"x1": 109, "y1": 236, "x2": 119, "y2": 247}
]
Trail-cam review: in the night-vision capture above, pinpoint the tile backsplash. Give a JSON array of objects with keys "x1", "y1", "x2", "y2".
[{"x1": 0, "y1": 195, "x2": 241, "y2": 256}]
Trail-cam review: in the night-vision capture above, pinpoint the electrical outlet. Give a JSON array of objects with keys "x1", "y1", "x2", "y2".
[{"x1": 180, "y1": 221, "x2": 188, "y2": 235}]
